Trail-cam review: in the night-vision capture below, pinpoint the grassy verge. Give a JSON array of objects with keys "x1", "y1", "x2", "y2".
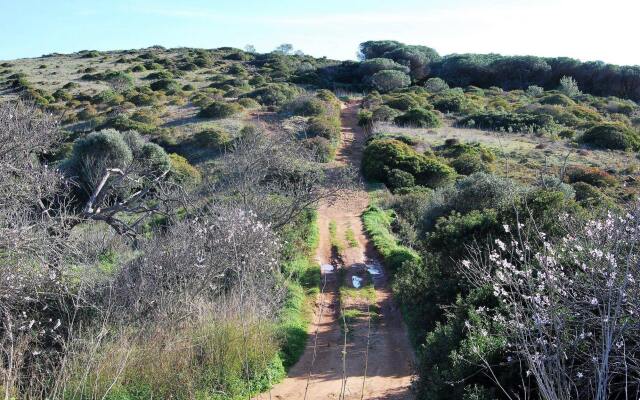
[
  {"x1": 345, "y1": 225, "x2": 358, "y2": 247},
  {"x1": 277, "y1": 209, "x2": 320, "y2": 369},
  {"x1": 328, "y1": 219, "x2": 344, "y2": 254},
  {"x1": 361, "y1": 205, "x2": 420, "y2": 273}
]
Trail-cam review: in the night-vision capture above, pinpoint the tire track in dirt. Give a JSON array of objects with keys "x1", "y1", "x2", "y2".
[{"x1": 254, "y1": 100, "x2": 415, "y2": 400}]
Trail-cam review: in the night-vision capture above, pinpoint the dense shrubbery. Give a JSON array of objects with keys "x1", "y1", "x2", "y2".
[
  {"x1": 242, "y1": 83, "x2": 301, "y2": 106},
  {"x1": 394, "y1": 107, "x2": 441, "y2": 128},
  {"x1": 579, "y1": 123, "x2": 640, "y2": 150},
  {"x1": 198, "y1": 100, "x2": 242, "y2": 119},
  {"x1": 370, "y1": 70, "x2": 411, "y2": 92},
  {"x1": 362, "y1": 138, "x2": 455, "y2": 189},
  {"x1": 458, "y1": 111, "x2": 557, "y2": 133}
]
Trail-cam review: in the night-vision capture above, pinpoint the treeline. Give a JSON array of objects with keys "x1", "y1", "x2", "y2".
[{"x1": 318, "y1": 40, "x2": 640, "y2": 101}]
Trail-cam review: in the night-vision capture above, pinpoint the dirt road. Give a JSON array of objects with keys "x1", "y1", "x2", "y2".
[{"x1": 254, "y1": 101, "x2": 415, "y2": 400}]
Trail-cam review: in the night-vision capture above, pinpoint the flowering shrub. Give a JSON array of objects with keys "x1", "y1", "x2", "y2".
[{"x1": 462, "y1": 208, "x2": 640, "y2": 399}]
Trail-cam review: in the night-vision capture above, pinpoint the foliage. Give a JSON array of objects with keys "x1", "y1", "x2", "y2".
[
  {"x1": 198, "y1": 101, "x2": 242, "y2": 119},
  {"x1": 168, "y1": 153, "x2": 201, "y2": 185},
  {"x1": 242, "y1": 83, "x2": 301, "y2": 106},
  {"x1": 362, "y1": 138, "x2": 456, "y2": 188},
  {"x1": 579, "y1": 123, "x2": 640, "y2": 150},
  {"x1": 394, "y1": 107, "x2": 441, "y2": 128},
  {"x1": 370, "y1": 70, "x2": 411, "y2": 92},
  {"x1": 193, "y1": 127, "x2": 231, "y2": 150},
  {"x1": 458, "y1": 111, "x2": 557, "y2": 133}
]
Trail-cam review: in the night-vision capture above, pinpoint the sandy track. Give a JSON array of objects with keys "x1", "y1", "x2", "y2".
[{"x1": 254, "y1": 101, "x2": 415, "y2": 400}]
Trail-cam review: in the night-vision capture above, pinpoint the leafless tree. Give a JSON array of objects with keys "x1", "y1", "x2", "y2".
[{"x1": 211, "y1": 124, "x2": 354, "y2": 229}]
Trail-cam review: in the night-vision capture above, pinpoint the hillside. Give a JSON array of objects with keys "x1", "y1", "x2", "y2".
[{"x1": 1, "y1": 40, "x2": 640, "y2": 399}]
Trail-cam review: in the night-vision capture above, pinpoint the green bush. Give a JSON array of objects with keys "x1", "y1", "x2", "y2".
[
  {"x1": 306, "y1": 115, "x2": 340, "y2": 142},
  {"x1": 579, "y1": 123, "x2": 640, "y2": 150},
  {"x1": 168, "y1": 153, "x2": 201, "y2": 185},
  {"x1": 387, "y1": 168, "x2": 416, "y2": 191},
  {"x1": 383, "y1": 92, "x2": 429, "y2": 111},
  {"x1": 458, "y1": 111, "x2": 556, "y2": 133},
  {"x1": 242, "y1": 83, "x2": 301, "y2": 106},
  {"x1": 372, "y1": 105, "x2": 402, "y2": 122},
  {"x1": 539, "y1": 93, "x2": 575, "y2": 106},
  {"x1": 424, "y1": 77, "x2": 449, "y2": 93},
  {"x1": 362, "y1": 139, "x2": 456, "y2": 188},
  {"x1": 431, "y1": 91, "x2": 481, "y2": 114},
  {"x1": 237, "y1": 97, "x2": 261, "y2": 109},
  {"x1": 450, "y1": 153, "x2": 491, "y2": 175},
  {"x1": 192, "y1": 127, "x2": 231, "y2": 150},
  {"x1": 394, "y1": 108, "x2": 441, "y2": 128},
  {"x1": 198, "y1": 101, "x2": 242, "y2": 119},
  {"x1": 150, "y1": 79, "x2": 179, "y2": 93},
  {"x1": 370, "y1": 70, "x2": 411, "y2": 92}
]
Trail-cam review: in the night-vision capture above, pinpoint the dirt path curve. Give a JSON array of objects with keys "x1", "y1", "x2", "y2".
[{"x1": 254, "y1": 101, "x2": 415, "y2": 400}]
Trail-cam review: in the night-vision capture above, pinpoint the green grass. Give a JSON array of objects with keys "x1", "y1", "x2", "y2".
[
  {"x1": 340, "y1": 282, "x2": 377, "y2": 304},
  {"x1": 345, "y1": 225, "x2": 358, "y2": 247},
  {"x1": 361, "y1": 205, "x2": 420, "y2": 273},
  {"x1": 277, "y1": 209, "x2": 320, "y2": 369},
  {"x1": 328, "y1": 219, "x2": 344, "y2": 254}
]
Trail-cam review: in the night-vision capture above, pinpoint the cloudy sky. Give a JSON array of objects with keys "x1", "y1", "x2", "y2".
[{"x1": 2, "y1": 0, "x2": 638, "y2": 64}]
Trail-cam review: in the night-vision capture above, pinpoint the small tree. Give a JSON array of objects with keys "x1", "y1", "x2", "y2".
[
  {"x1": 244, "y1": 44, "x2": 257, "y2": 53},
  {"x1": 559, "y1": 75, "x2": 581, "y2": 97},
  {"x1": 274, "y1": 43, "x2": 294, "y2": 55}
]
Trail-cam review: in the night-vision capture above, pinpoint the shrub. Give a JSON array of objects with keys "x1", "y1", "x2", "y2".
[
  {"x1": 303, "y1": 136, "x2": 335, "y2": 162},
  {"x1": 572, "y1": 181, "x2": 610, "y2": 206},
  {"x1": 52, "y1": 89, "x2": 72, "y2": 101},
  {"x1": 431, "y1": 90, "x2": 482, "y2": 114},
  {"x1": 146, "y1": 70, "x2": 174, "y2": 80},
  {"x1": 450, "y1": 153, "x2": 491, "y2": 175},
  {"x1": 383, "y1": 92, "x2": 429, "y2": 111},
  {"x1": 237, "y1": 97, "x2": 261, "y2": 109},
  {"x1": 370, "y1": 70, "x2": 411, "y2": 92},
  {"x1": 387, "y1": 168, "x2": 416, "y2": 191},
  {"x1": 424, "y1": 77, "x2": 449, "y2": 93},
  {"x1": 286, "y1": 96, "x2": 327, "y2": 116},
  {"x1": 362, "y1": 139, "x2": 455, "y2": 188},
  {"x1": 458, "y1": 111, "x2": 556, "y2": 133},
  {"x1": 150, "y1": 79, "x2": 180, "y2": 93},
  {"x1": 566, "y1": 166, "x2": 617, "y2": 187},
  {"x1": 192, "y1": 127, "x2": 231, "y2": 150},
  {"x1": 131, "y1": 64, "x2": 146, "y2": 72},
  {"x1": 168, "y1": 153, "x2": 201, "y2": 185},
  {"x1": 539, "y1": 93, "x2": 575, "y2": 106},
  {"x1": 526, "y1": 85, "x2": 544, "y2": 97},
  {"x1": 242, "y1": 83, "x2": 301, "y2": 106},
  {"x1": 306, "y1": 115, "x2": 340, "y2": 142},
  {"x1": 559, "y1": 75, "x2": 581, "y2": 97},
  {"x1": 372, "y1": 105, "x2": 402, "y2": 122},
  {"x1": 394, "y1": 108, "x2": 441, "y2": 128},
  {"x1": 359, "y1": 58, "x2": 410, "y2": 76},
  {"x1": 198, "y1": 101, "x2": 242, "y2": 119},
  {"x1": 558, "y1": 128, "x2": 576, "y2": 139},
  {"x1": 579, "y1": 123, "x2": 640, "y2": 150}
]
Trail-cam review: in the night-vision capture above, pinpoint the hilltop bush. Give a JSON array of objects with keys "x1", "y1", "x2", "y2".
[
  {"x1": 394, "y1": 108, "x2": 441, "y2": 128},
  {"x1": 579, "y1": 123, "x2": 640, "y2": 150}
]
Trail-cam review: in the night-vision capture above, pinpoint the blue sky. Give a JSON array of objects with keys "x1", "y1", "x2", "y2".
[{"x1": 2, "y1": 0, "x2": 639, "y2": 65}]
